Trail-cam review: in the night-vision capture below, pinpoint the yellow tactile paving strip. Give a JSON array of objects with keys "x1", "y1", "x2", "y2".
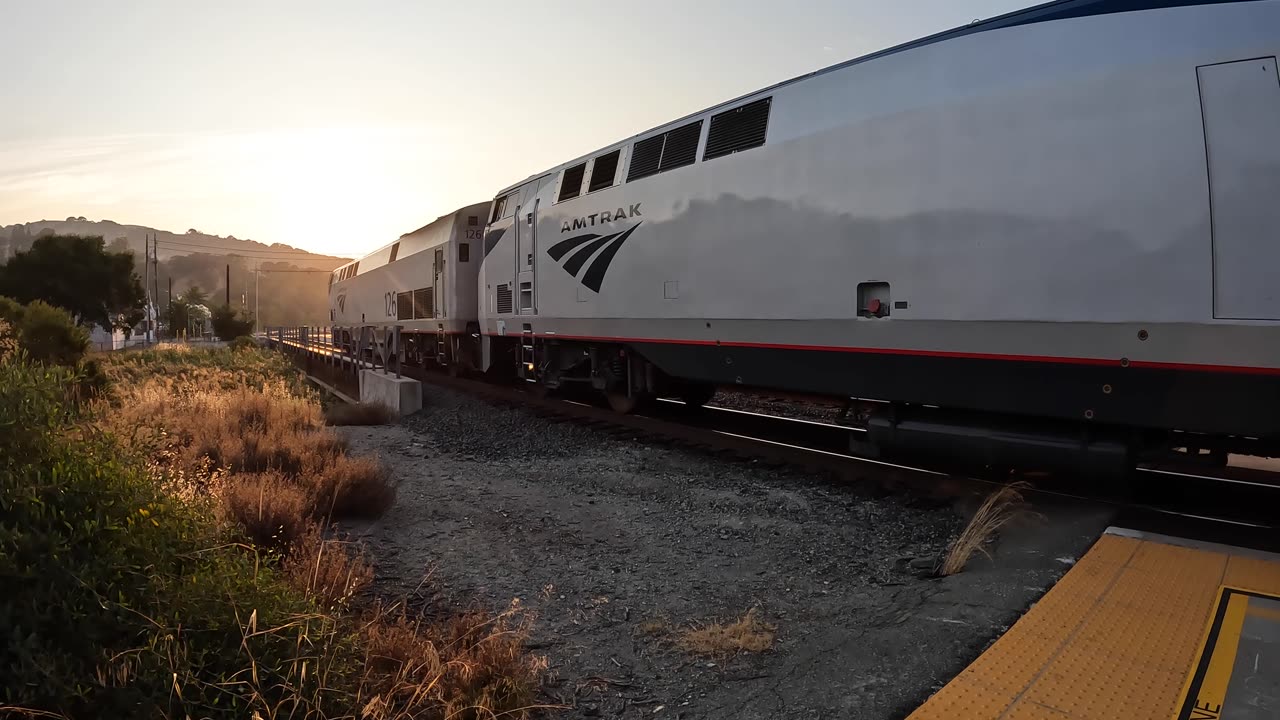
[{"x1": 909, "y1": 529, "x2": 1280, "y2": 720}]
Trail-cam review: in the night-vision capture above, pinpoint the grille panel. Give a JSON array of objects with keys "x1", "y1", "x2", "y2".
[
  {"x1": 496, "y1": 284, "x2": 513, "y2": 314},
  {"x1": 704, "y1": 97, "x2": 771, "y2": 161}
]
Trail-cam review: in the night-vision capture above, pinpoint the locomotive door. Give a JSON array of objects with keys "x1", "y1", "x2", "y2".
[
  {"x1": 433, "y1": 248, "x2": 445, "y2": 318},
  {"x1": 513, "y1": 181, "x2": 541, "y2": 314},
  {"x1": 1198, "y1": 57, "x2": 1280, "y2": 320}
]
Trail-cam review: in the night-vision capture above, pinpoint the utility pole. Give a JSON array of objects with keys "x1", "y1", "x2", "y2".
[
  {"x1": 153, "y1": 238, "x2": 160, "y2": 338},
  {"x1": 225, "y1": 264, "x2": 231, "y2": 306},
  {"x1": 254, "y1": 265, "x2": 260, "y2": 335},
  {"x1": 144, "y1": 234, "x2": 152, "y2": 345}
]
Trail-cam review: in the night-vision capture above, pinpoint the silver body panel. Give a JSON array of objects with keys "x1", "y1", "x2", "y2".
[
  {"x1": 478, "y1": 2, "x2": 1280, "y2": 374},
  {"x1": 331, "y1": 202, "x2": 489, "y2": 333}
]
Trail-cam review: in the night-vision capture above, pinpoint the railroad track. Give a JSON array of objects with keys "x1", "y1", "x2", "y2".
[{"x1": 276, "y1": 337, "x2": 1280, "y2": 550}]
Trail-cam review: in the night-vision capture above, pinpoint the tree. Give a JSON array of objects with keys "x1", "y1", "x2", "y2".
[
  {"x1": 210, "y1": 304, "x2": 254, "y2": 341},
  {"x1": 0, "y1": 235, "x2": 146, "y2": 334},
  {"x1": 179, "y1": 286, "x2": 208, "y2": 306},
  {"x1": 0, "y1": 296, "x2": 90, "y2": 367},
  {"x1": 165, "y1": 286, "x2": 211, "y2": 339}
]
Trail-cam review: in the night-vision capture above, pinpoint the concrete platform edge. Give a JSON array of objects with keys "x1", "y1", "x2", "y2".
[{"x1": 1105, "y1": 525, "x2": 1280, "y2": 563}]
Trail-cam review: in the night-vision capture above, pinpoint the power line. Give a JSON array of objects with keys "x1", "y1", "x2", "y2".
[
  {"x1": 155, "y1": 244, "x2": 333, "y2": 260},
  {"x1": 154, "y1": 237, "x2": 341, "y2": 258},
  {"x1": 154, "y1": 247, "x2": 342, "y2": 263},
  {"x1": 155, "y1": 236, "x2": 328, "y2": 255}
]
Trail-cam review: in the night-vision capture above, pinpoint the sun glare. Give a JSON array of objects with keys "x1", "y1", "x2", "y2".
[{"x1": 196, "y1": 128, "x2": 448, "y2": 258}]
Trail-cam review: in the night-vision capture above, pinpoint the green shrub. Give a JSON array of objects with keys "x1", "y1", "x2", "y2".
[
  {"x1": 230, "y1": 335, "x2": 260, "y2": 352},
  {"x1": 0, "y1": 295, "x2": 89, "y2": 367},
  {"x1": 211, "y1": 303, "x2": 255, "y2": 341},
  {"x1": 0, "y1": 354, "x2": 363, "y2": 718}
]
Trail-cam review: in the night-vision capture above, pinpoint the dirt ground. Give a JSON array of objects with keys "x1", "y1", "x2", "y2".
[{"x1": 339, "y1": 385, "x2": 1112, "y2": 719}]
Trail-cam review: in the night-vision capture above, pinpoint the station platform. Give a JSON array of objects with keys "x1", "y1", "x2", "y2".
[{"x1": 910, "y1": 527, "x2": 1280, "y2": 720}]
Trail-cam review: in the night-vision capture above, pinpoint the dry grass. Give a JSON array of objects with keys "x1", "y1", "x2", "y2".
[
  {"x1": 88, "y1": 348, "x2": 550, "y2": 718},
  {"x1": 223, "y1": 471, "x2": 311, "y2": 548},
  {"x1": 675, "y1": 608, "x2": 776, "y2": 658},
  {"x1": 304, "y1": 453, "x2": 396, "y2": 521},
  {"x1": 325, "y1": 401, "x2": 396, "y2": 426},
  {"x1": 359, "y1": 603, "x2": 552, "y2": 720},
  {"x1": 284, "y1": 526, "x2": 375, "y2": 610},
  {"x1": 939, "y1": 481, "x2": 1033, "y2": 576},
  {"x1": 102, "y1": 370, "x2": 394, "y2": 527},
  {"x1": 634, "y1": 617, "x2": 670, "y2": 638}
]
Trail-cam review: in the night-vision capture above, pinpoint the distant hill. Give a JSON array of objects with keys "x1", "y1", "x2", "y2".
[
  {"x1": 0, "y1": 218, "x2": 348, "y2": 270},
  {"x1": 0, "y1": 218, "x2": 349, "y2": 327}
]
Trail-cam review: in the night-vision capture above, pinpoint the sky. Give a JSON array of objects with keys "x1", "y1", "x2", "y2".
[{"x1": 0, "y1": 0, "x2": 1029, "y2": 258}]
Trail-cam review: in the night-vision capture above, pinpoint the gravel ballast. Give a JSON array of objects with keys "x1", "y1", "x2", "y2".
[{"x1": 339, "y1": 383, "x2": 1110, "y2": 719}]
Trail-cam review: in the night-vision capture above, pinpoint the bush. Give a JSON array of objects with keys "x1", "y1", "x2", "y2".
[
  {"x1": 230, "y1": 335, "x2": 259, "y2": 352},
  {"x1": 0, "y1": 296, "x2": 89, "y2": 366},
  {"x1": 0, "y1": 354, "x2": 355, "y2": 717},
  {"x1": 210, "y1": 303, "x2": 255, "y2": 341},
  {"x1": 3, "y1": 347, "x2": 546, "y2": 719}
]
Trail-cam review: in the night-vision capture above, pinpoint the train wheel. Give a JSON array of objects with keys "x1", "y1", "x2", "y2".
[{"x1": 679, "y1": 383, "x2": 717, "y2": 408}]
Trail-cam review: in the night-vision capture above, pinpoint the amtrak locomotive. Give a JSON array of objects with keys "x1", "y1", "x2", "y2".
[{"x1": 337, "y1": 0, "x2": 1280, "y2": 474}]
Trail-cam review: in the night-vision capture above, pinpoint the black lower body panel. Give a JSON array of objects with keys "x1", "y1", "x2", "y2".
[{"x1": 631, "y1": 342, "x2": 1280, "y2": 438}]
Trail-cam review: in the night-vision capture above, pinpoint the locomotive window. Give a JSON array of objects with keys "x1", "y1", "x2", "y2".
[
  {"x1": 499, "y1": 190, "x2": 520, "y2": 219},
  {"x1": 658, "y1": 120, "x2": 701, "y2": 172},
  {"x1": 489, "y1": 196, "x2": 505, "y2": 223},
  {"x1": 388, "y1": 242, "x2": 400, "y2": 263},
  {"x1": 458, "y1": 243, "x2": 470, "y2": 262},
  {"x1": 703, "y1": 97, "x2": 771, "y2": 161},
  {"x1": 587, "y1": 149, "x2": 621, "y2": 193},
  {"x1": 557, "y1": 162, "x2": 587, "y2": 202}
]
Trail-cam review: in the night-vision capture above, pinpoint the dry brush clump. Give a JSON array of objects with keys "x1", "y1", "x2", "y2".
[
  {"x1": 359, "y1": 602, "x2": 552, "y2": 720},
  {"x1": 633, "y1": 609, "x2": 776, "y2": 659},
  {"x1": 939, "y1": 481, "x2": 1033, "y2": 576},
  {"x1": 676, "y1": 608, "x2": 777, "y2": 658},
  {"x1": 104, "y1": 370, "x2": 394, "y2": 532},
  {"x1": 284, "y1": 526, "x2": 375, "y2": 610},
  {"x1": 325, "y1": 400, "x2": 397, "y2": 426}
]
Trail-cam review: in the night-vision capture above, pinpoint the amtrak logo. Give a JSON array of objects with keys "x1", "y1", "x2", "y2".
[
  {"x1": 560, "y1": 203, "x2": 642, "y2": 233},
  {"x1": 336, "y1": 293, "x2": 347, "y2": 313},
  {"x1": 546, "y1": 223, "x2": 642, "y2": 293}
]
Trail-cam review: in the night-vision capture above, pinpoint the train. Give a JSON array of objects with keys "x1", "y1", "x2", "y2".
[{"x1": 332, "y1": 0, "x2": 1280, "y2": 475}]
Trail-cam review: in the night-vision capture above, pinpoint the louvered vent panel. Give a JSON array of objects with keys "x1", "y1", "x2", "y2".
[
  {"x1": 412, "y1": 288, "x2": 432, "y2": 319},
  {"x1": 397, "y1": 292, "x2": 413, "y2": 321},
  {"x1": 558, "y1": 162, "x2": 586, "y2": 201},
  {"x1": 627, "y1": 135, "x2": 664, "y2": 181},
  {"x1": 496, "y1": 284, "x2": 513, "y2": 314},
  {"x1": 658, "y1": 120, "x2": 702, "y2": 172},
  {"x1": 704, "y1": 97, "x2": 771, "y2": 161}
]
